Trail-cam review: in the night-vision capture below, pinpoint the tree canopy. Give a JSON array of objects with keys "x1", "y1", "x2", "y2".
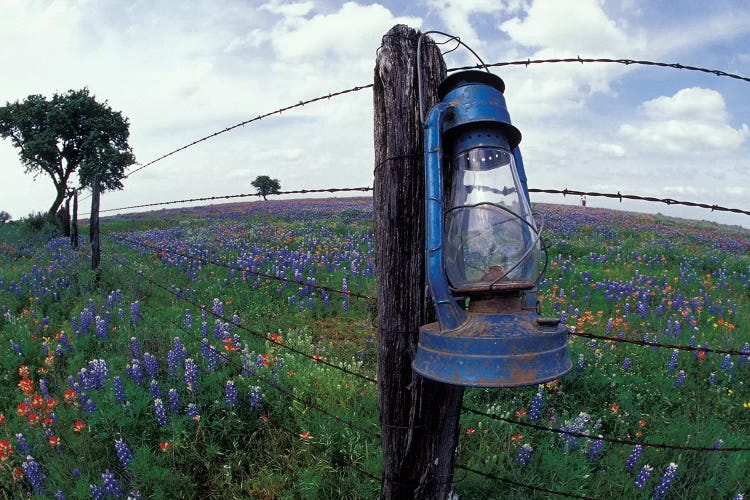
[
  {"x1": 251, "y1": 175, "x2": 281, "y2": 200},
  {"x1": 0, "y1": 88, "x2": 135, "y2": 216}
]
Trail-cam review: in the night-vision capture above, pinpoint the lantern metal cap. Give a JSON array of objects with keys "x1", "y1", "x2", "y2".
[
  {"x1": 438, "y1": 70, "x2": 506, "y2": 98},
  {"x1": 437, "y1": 70, "x2": 522, "y2": 150}
]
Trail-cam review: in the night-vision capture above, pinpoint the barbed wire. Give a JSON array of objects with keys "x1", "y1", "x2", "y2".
[
  {"x1": 134, "y1": 271, "x2": 378, "y2": 386},
  {"x1": 105, "y1": 233, "x2": 377, "y2": 302},
  {"x1": 571, "y1": 330, "x2": 750, "y2": 357},
  {"x1": 98, "y1": 187, "x2": 373, "y2": 214},
  {"x1": 448, "y1": 57, "x2": 750, "y2": 84},
  {"x1": 85, "y1": 185, "x2": 747, "y2": 219},
  {"x1": 458, "y1": 464, "x2": 596, "y2": 500},
  {"x1": 529, "y1": 188, "x2": 750, "y2": 216},
  {"x1": 461, "y1": 406, "x2": 750, "y2": 452},
  {"x1": 124, "y1": 84, "x2": 373, "y2": 179}
]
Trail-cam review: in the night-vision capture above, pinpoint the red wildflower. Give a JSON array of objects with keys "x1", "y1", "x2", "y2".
[
  {"x1": 0, "y1": 413, "x2": 5, "y2": 426},
  {"x1": 18, "y1": 378, "x2": 34, "y2": 396},
  {"x1": 64, "y1": 389, "x2": 77, "y2": 403},
  {"x1": 18, "y1": 365, "x2": 31, "y2": 378},
  {"x1": 31, "y1": 394, "x2": 45, "y2": 410},
  {"x1": 0, "y1": 440, "x2": 12, "y2": 461},
  {"x1": 515, "y1": 408, "x2": 527, "y2": 418},
  {"x1": 466, "y1": 428, "x2": 475, "y2": 435},
  {"x1": 13, "y1": 468, "x2": 23, "y2": 480},
  {"x1": 17, "y1": 402, "x2": 30, "y2": 417},
  {"x1": 159, "y1": 442, "x2": 172, "y2": 452},
  {"x1": 511, "y1": 433, "x2": 524, "y2": 445},
  {"x1": 299, "y1": 431, "x2": 313, "y2": 440},
  {"x1": 73, "y1": 421, "x2": 86, "y2": 433},
  {"x1": 28, "y1": 413, "x2": 41, "y2": 426},
  {"x1": 49, "y1": 436, "x2": 60, "y2": 447}
]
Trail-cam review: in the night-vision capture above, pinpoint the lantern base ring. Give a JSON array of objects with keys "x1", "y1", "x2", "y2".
[{"x1": 412, "y1": 310, "x2": 571, "y2": 387}]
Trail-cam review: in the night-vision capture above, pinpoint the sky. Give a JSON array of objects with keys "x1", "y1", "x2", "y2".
[{"x1": 1, "y1": 0, "x2": 749, "y2": 229}]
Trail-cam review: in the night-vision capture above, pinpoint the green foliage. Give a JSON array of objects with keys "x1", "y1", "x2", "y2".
[
  {"x1": 0, "y1": 201, "x2": 747, "y2": 498},
  {"x1": 251, "y1": 175, "x2": 281, "y2": 200},
  {"x1": 0, "y1": 89, "x2": 135, "y2": 216}
]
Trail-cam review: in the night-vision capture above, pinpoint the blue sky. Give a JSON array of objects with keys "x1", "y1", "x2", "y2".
[{"x1": 1, "y1": 0, "x2": 749, "y2": 228}]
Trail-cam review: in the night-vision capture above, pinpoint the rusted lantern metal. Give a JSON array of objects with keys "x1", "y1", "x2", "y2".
[{"x1": 412, "y1": 70, "x2": 572, "y2": 387}]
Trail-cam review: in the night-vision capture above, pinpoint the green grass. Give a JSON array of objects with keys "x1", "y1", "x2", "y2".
[{"x1": 0, "y1": 199, "x2": 747, "y2": 499}]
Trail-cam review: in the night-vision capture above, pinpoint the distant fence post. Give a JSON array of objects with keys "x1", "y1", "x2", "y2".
[
  {"x1": 90, "y1": 175, "x2": 101, "y2": 280},
  {"x1": 373, "y1": 24, "x2": 464, "y2": 499},
  {"x1": 71, "y1": 191, "x2": 79, "y2": 248}
]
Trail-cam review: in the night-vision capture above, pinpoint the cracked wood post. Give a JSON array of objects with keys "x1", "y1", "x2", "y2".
[
  {"x1": 71, "y1": 191, "x2": 79, "y2": 248},
  {"x1": 374, "y1": 24, "x2": 465, "y2": 500}
]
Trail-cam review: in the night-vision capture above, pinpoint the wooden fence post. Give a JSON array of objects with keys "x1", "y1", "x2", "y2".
[
  {"x1": 374, "y1": 24, "x2": 465, "y2": 499},
  {"x1": 90, "y1": 176, "x2": 101, "y2": 279}
]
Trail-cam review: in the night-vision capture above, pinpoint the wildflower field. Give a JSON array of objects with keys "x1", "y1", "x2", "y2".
[{"x1": 0, "y1": 198, "x2": 748, "y2": 499}]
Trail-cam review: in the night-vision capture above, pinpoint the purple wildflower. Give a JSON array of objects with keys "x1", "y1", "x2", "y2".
[
  {"x1": 16, "y1": 433, "x2": 31, "y2": 455},
  {"x1": 22, "y1": 455, "x2": 46, "y2": 493},
  {"x1": 249, "y1": 386, "x2": 263, "y2": 410},
  {"x1": 212, "y1": 298, "x2": 223, "y2": 317},
  {"x1": 130, "y1": 337, "x2": 141, "y2": 359},
  {"x1": 653, "y1": 462, "x2": 678, "y2": 500},
  {"x1": 625, "y1": 444, "x2": 642, "y2": 471},
  {"x1": 101, "y1": 469, "x2": 123, "y2": 497},
  {"x1": 667, "y1": 350, "x2": 679, "y2": 373},
  {"x1": 708, "y1": 372, "x2": 716, "y2": 385},
  {"x1": 149, "y1": 380, "x2": 161, "y2": 400},
  {"x1": 143, "y1": 352, "x2": 158, "y2": 379},
  {"x1": 153, "y1": 399, "x2": 167, "y2": 427},
  {"x1": 130, "y1": 301, "x2": 141, "y2": 325},
  {"x1": 577, "y1": 354, "x2": 585, "y2": 372},
  {"x1": 622, "y1": 357, "x2": 631, "y2": 370},
  {"x1": 90, "y1": 484, "x2": 104, "y2": 500},
  {"x1": 184, "y1": 358, "x2": 198, "y2": 392},
  {"x1": 187, "y1": 403, "x2": 200, "y2": 420},
  {"x1": 587, "y1": 437, "x2": 604, "y2": 462},
  {"x1": 168, "y1": 388, "x2": 181, "y2": 414},
  {"x1": 113, "y1": 376, "x2": 125, "y2": 403},
  {"x1": 225, "y1": 380, "x2": 238, "y2": 407},
  {"x1": 184, "y1": 309, "x2": 192, "y2": 330},
  {"x1": 515, "y1": 443, "x2": 533, "y2": 465},
  {"x1": 529, "y1": 386, "x2": 544, "y2": 421},
  {"x1": 634, "y1": 464, "x2": 653, "y2": 489},
  {"x1": 127, "y1": 359, "x2": 144, "y2": 386},
  {"x1": 674, "y1": 370, "x2": 686, "y2": 388},
  {"x1": 114, "y1": 438, "x2": 133, "y2": 468}
]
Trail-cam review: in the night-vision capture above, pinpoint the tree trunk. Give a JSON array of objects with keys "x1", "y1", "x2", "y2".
[
  {"x1": 374, "y1": 24, "x2": 464, "y2": 500},
  {"x1": 71, "y1": 191, "x2": 79, "y2": 248},
  {"x1": 57, "y1": 197, "x2": 71, "y2": 237},
  {"x1": 90, "y1": 177, "x2": 101, "y2": 280},
  {"x1": 48, "y1": 182, "x2": 66, "y2": 218}
]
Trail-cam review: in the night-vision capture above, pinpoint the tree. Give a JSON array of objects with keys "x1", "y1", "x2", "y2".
[
  {"x1": 0, "y1": 88, "x2": 135, "y2": 217},
  {"x1": 0, "y1": 211, "x2": 10, "y2": 224},
  {"x1": 251, "y1": 175, "x2": 281, "y2": 200}
]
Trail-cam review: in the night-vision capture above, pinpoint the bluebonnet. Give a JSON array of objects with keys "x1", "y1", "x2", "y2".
[
  {"x1": 82, "y1": 395, "x2": 97, "y2": 414},
  {"x1": 39, "y1": 378, "x2": 50, "y2": 398},
  {"x1": 187, "y1": 403, "x2": 200, "y2": 420},
  {"x1": 149, "y1": 380, "x2": 162, "y2": 400},
  {"x1": 130, "y1": 301, "x2": 141, "y2": 325},
  {"x1": 168, "y1": 388, "x2": 181, "y2": 414},
  {"x1": 90, "y1": 484, "x2": 104, "y2": 500},
  {"x1": 249, "y1": 386, "x2": 263, "y2": 410},
  {"x1": 587, "y1": 437, "x2": 604, "y2": 462},
  {"x1": 708, "y1": 372, "x2": 717, "y2": 385},
  {"x1": 515, "y1": 444, "x2": 533, "y2": 465},
  {"x1": 667, "y1": 350, "x2": 679, "y2": 373},
  {"x1": 22, "y1": 455, "x2": 47, "y2": 493},
  {"x1": 113, "y1": 376, "x2": 125, "y2": 403},
  {"x1": 95, "y1": 315, "x2": 107, "y2": 339},
  {"x1": 143, "y1": 352, "x2": 158, "y2": 379},
  {"x1": 225, "y1": 380, "x2": 238, "y2": 407},
  {"x1": 212, "y1": 298, "x2": 223, "y2": 317},
  {"x1": 130, "y1": 337, "x2": 141, "y2": 359},
  {"x1": 114, "y1": 438, "x2": 134, "y2": 468},
  {"x1": 184, "y1": 358, "x2": 198, "y2": 391},
  {"x1": 577, "y1": 354, "x2": 585, "y2": 372},
  {"x1": 634, "y1": 464, "x2": 653, "y2": 488},
  {"x1": 127, "y1": 359, "x2": 144, "y2": 386},
  {"x1": 183, "y1": 309, "x2": 192, "y2": 330},
  {"x1": 622, "y1": 357, "x2": 631, "y2": 370},
  {"x1": 529, "y1": 385, "x2": 544, "y2": 421},
  {"x1": 674, "y1": 370, "x2": 686, "y2": 388},
  {"x1": 153, "y1": 399, "x2": 168, "y2": 427},
  {"x1": 16, "y1": 433, "x2": 31, "y2": 455},
  {"x1": 624, "y1": 444, "x2": 642, "y2": 471},
  {"x1": 101, "y1": 469, "x2": 123, "y2": 497},
  {"x1": 54, "y1": 490, "x2": 66, "y2": 500},
  {"x1": 653, "y1": 462, "x2": 678, "y2": 500}
]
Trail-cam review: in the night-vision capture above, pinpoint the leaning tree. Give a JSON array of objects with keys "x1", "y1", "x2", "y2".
[
  {"x1": 0, "y1": 88, "x2": 135, "y2": 217},
  {"x1": 251, "y1": 175, "x2": 281, "y2": 201}
]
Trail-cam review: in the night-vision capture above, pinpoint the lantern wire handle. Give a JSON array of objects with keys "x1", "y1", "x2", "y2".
[
  {"x1": 417, "y1": 30, "x2": 490, "y2": 125},
  {"x1": 443, "y1": 203, "x2": 545, "y2": 290}
]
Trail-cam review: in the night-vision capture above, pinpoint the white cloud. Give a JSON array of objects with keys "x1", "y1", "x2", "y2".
[
  {"x1": 619, "y1": 87, "x2": 749, "y2": 153},
  {"x1": 424, "y1": 0, "x2": 524, "y2": 48}
]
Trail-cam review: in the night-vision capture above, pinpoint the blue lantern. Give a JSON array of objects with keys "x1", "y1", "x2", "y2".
[{"x1": 412, "y1": 70, "x2": 572, "y2": 387}]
